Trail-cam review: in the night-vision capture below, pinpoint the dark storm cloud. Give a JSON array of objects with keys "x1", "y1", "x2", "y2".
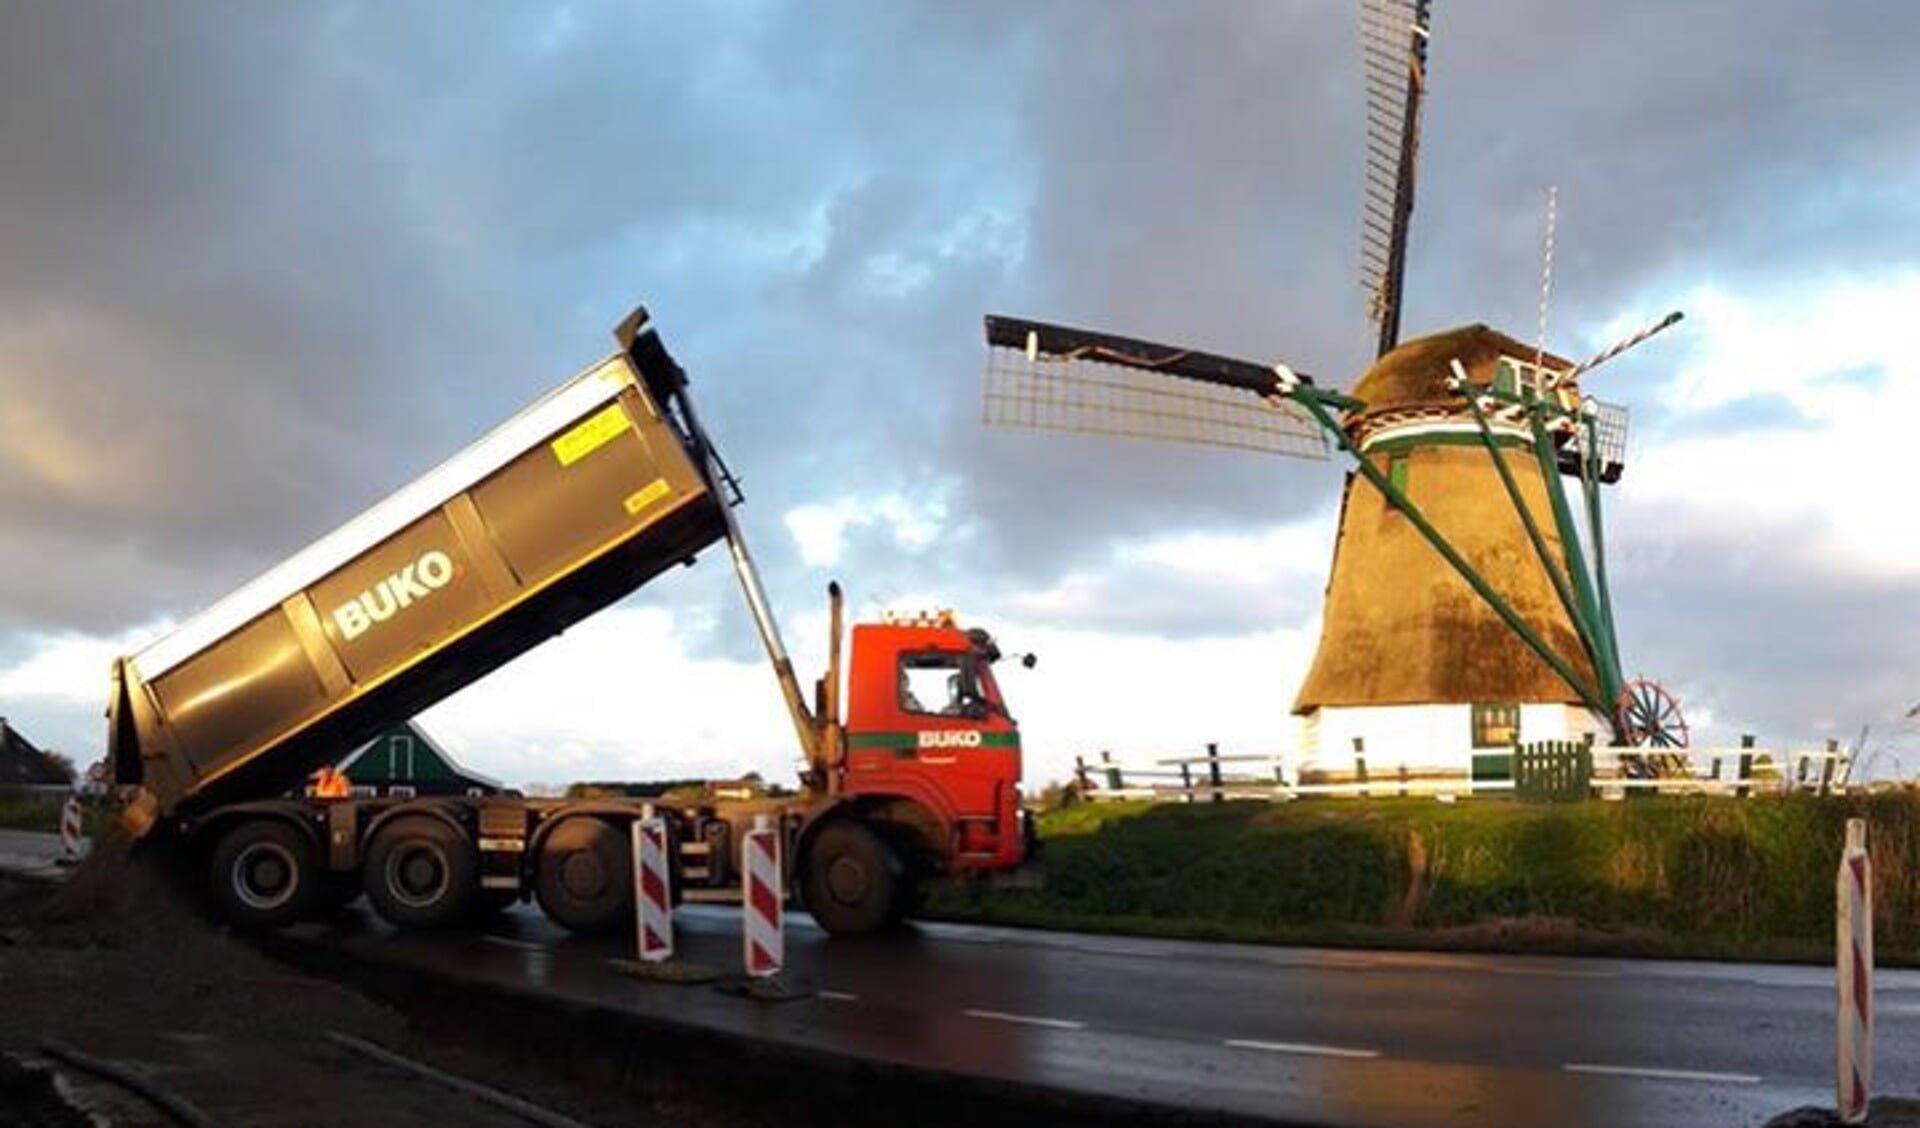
[
  {"x1": 0, "y1": 3, "x2": 542, "y2": 630},
  {"x1": 0, "y1": 0, "x2": 1913, "y2": 714},
  {"x1": 1399, "y1": 1, "x2": 1920, "y2": 335}
]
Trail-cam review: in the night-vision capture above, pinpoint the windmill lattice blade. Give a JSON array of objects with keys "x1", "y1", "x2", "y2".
[
  {"x1": 1554, "y1": 397, "x2": 1629, "y2": 484},
  {"x1": 1359, "y1": 0, "x2": 1433, "y2": 350},
  {"x1": 1589, "y1": 399, "x2": 1629, "y2": 475},
  {"x1": 982, "y1": 345, "x2": 1330, "y2": 461}
]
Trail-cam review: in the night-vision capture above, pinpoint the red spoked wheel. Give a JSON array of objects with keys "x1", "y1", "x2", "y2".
[
  {"x1": 1615, "y1": 679, "x2": 1690, "y2": 779},
  {"x1": 1616, "y1": 679, "x2": 1690, "y2": 748}
]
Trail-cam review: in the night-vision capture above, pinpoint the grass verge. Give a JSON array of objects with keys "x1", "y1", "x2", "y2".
[{"x1": 928, "y1": 792, "x2": 1920, "y2": 965}]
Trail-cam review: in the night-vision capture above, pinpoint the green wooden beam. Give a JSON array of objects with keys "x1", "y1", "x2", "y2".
[
  {"x1": 1290, "y1": 391, "x2": 1612, "y2": 718},
  {"x1": 1526, "y1": 406, "x2": 1624, "y2": 711},
  {"x1": 1579, "y1": 413, "x2": 1621, "y2": 664},
  {"x1": 1459, "y1": 389, "x2": 1611, "y2": 691}
]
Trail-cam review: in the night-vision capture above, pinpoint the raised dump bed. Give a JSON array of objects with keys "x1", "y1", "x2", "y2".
[{"x1": 111, "y1": 320, "x2": 728, "y2": 830}]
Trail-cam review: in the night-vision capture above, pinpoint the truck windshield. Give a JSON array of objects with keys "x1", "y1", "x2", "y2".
[{"x1": 899, "y1": 652, "x2": 974, "y2": 717}]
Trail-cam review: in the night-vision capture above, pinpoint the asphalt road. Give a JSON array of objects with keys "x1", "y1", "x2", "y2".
[
  {"x1": 0, "y1": 826, "x2": 71, "y2": 877},
  {"x1": 286, "y1": 899, "x2": 1919, "y2": 1128},
  {"x1": 4, "y1": 830, "x2": 1907, "y2": 1127}
]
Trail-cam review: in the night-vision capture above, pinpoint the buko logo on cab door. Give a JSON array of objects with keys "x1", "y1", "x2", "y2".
[{"x1": 332, "y1": 550, "x2": 456, "y2": 641}]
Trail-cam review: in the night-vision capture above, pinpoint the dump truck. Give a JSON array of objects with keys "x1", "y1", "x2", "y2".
[{"x1": 108, "y1": 306, "x2": 1032, "y2": 937}]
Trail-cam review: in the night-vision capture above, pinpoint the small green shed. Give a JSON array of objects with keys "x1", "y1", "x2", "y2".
[{"x1": 335, "y1": 722, "x2": 503, "y2": 798}]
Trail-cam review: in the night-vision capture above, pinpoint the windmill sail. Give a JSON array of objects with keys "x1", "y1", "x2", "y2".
[
  {"x1": 981, "y1": 315, "x2": 1330, "y2": 460},
  {"x1": 1561, "y1": 397, "x2": 1628, "y2": 483},
  {"x1": 1360, "y1": 0, "x2": 1434, "y2": 358}
]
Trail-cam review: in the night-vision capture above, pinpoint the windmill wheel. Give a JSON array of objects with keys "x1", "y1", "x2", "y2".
[{"x1": 1615, "y1": 679, "x2": 1690, "y2": 779}]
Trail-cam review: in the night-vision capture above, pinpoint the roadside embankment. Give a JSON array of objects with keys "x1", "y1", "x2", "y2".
[{"x1": 930, "y1": 792, "x2": 1920, "y2": 963}]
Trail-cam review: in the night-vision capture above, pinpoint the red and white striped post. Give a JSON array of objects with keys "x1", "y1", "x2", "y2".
[
  {"x1": 1837, "y1": 817, "x2": 1874, "y2": 1123},
  {"x1": 59, "y1": 794, "x2": 85, "y2": 861},
  {"x1": 632, "y1": 806, "x2": 673, "y2": 963},
  {"x1": 741, "y1": 814, "x2": 784, "y2": 979}
]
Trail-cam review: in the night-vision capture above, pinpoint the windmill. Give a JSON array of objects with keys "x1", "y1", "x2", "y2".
[{"x1": 980, "y1": 0, "x2": 1687, "y2": 780}]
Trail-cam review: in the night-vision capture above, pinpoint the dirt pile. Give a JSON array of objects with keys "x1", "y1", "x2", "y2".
[
  {"x1": 1, "y1": 834, "x2": 402, "y2": 1055},
  {"x1": 3, "y1": 846, "x2": 1149, "y2": 1128}
]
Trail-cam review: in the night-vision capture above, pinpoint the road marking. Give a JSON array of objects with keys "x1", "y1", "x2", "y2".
[
  {"x1": 818, "y1": 990, "x2": 859, "y2": 1002},
  {"x1": 1564, "y1": 1063, "x2": 1761, "y2": 1085},
  {"x1": 963, "y1": 1009, "x2": 1085, "y2": 1031},
  {"x1": 1224, "y1": 1039, "x2": 1381, "y2": 1060}
]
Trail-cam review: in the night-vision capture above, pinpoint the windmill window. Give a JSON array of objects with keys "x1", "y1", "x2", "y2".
[
  {"x1": 1387, "y1": 452, "x2": 1409, "y2": 493},
  {"x1": 1495, "y1": 357, "x2": 1545, "y2": 399},
  {"x1": 1471, "y1": 703, "x2": 1521, "y2": 748}
]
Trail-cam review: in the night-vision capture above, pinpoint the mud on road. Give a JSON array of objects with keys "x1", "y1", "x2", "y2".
[{"x1": 0, "y1": 842, "x2": 1165, "y2": 1128}]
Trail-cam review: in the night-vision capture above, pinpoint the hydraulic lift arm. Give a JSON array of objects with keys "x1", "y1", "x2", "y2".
[{"x1": 613, "y1": 309, "x2": 830, "y2": 780}]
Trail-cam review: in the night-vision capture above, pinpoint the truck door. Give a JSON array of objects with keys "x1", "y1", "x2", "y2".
[{"x1": 844, "y1": 630, "x2": 1022, "y2": 867}]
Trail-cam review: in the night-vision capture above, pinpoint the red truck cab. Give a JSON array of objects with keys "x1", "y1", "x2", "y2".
[
  {"x1": 781, "y1": 608, "x2": 1032, "y2": 935},
  {"x1": 832, "y1": 611, "x2": 1027, "y2": 874}
]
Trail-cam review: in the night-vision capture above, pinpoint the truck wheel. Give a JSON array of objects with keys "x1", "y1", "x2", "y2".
[
  {"x1": 802, "y1": 821, "x2": 900, "y2": 937},
  {"x1": 534, "y1": 817, "x2": 630, "y2": 934},
  {"x1": 209, "y1": 820, "x2": 317, "y2": 931},
  {"x1": 364, "y1": 816, "x2": 478, "y2": 929}
]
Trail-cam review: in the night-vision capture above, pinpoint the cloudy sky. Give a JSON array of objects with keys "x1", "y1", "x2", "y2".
[{"x1": 3, "y1": 1, "x2": 1918, "y2": 789}]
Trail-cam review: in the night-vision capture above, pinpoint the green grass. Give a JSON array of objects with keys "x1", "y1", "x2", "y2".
[
  {"x1": 0, "y1": 796, "x2": 61, "y2": 833},
  {"x1": 929, "y1": 793, "x2": 1920, "y2": 964}
]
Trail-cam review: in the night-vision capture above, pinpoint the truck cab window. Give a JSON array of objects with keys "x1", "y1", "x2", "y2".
[{"x1": 899, "y1": 652, "x2": 973, "y2": 716}]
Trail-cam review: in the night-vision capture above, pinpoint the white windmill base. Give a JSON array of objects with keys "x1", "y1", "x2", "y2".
[{"x1": 1295, "y1": 703, "x2": 1605, "y2": 786}]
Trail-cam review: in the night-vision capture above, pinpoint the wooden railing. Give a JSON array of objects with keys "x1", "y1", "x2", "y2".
[{"x1": 1070, "y1": 738, "x2": 1855, "y2": 804}]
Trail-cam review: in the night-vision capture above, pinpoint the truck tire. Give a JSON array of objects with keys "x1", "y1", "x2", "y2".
[
  {"x1": 534, "y1": 817, "x2": 630, "y2": 934},
  {"x1": 802, "y1": 821, "x2": 900, "y2": 937},
  {"x1": 364, "y1": 816, "x2": 478, "y2": 929},
  {"x1": 209, "y1": 820, "x2": 318, "y2": 931}
]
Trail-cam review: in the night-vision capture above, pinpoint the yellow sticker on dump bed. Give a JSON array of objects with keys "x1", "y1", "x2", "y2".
[
  {"x1": 624, "y1": 477, "x2": 673, "y2": 516},
  {"x1": 552, "y1": 404, "x2": 631, "y2": 466}
]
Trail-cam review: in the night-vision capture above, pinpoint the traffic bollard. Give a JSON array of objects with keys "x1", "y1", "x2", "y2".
[
  {"x1": 1837, "y1": 817, "x2": 1873, "y2": 1123},
  {"x1": 633, "y1": 806, "x2": 673, "y2": 964},
  {"x1": 59, "y1": 794, "x2": 85, "y2": 862},
  {"x1": 741, "y1": 814, "x2": 783, "y2": 979}
]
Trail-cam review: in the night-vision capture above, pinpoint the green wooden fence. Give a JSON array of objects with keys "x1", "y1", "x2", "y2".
[{"x1": 1514, "y1": 741, "x2": 1594, "y2": 802}]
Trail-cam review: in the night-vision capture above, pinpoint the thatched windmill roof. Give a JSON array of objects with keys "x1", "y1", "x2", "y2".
[
  {"x1": 1292, "y1": 324, "x2": 1594, "y2": 713},
  {"x1": 1346, "y1": 323, "x2": 1574, "y2": 429}
]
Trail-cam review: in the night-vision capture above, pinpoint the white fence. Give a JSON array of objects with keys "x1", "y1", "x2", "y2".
[{"x1": 1072, "y1": 740, "x2": 1853, "y2": 803}]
